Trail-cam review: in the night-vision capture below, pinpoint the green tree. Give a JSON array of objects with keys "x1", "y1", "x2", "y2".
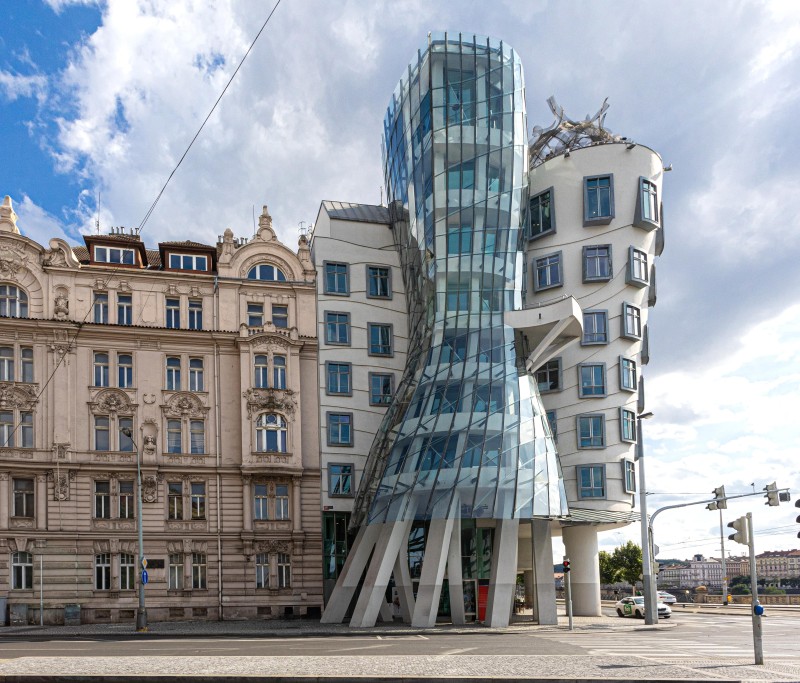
[
  {"x1": 611, "y1": 541, "x2": 643, "y2": 593},
  {"x1": 599, "y1": 550, "x2": 620, "y2": 585}
]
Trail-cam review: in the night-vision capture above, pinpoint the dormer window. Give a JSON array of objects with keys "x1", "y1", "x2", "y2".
[
  {"x1": 94, "y1": 246, "x2": 135, "y2": 265},
  {"x1": 169, "y1": 254, "x2": 208, "y2": 271},
  {"x1": 248, "y1": 264, "x2": 286, "y2": 281}
]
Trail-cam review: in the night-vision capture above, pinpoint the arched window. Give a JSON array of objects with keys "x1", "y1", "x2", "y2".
[
  {"x1": 248, "y1": 264, "x2": 286, "y2": 282},
  {"x1": 0, "y1": 285, "x2": 28, "y2": 318},
  {"x1": 256, "y1": 413, "x2": 287, "y2": 453},
  {"x1": 273, "y1": 355, "x2": 286, "y2": 389}
]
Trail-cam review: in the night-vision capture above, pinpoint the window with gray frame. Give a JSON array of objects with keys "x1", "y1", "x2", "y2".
[
  {"x1": 624, "y1": 460, "x2": 636, "y2": 493},
  {"x1": 533, "y1": 252, "x2": 562, "y2": 291},
  {"x1": 327, "y1": 413, "x2": 353, "y2": 446},
  {"x1": 272, "y1": 304, "x2": 288, "y2": 329},
  {"x1": 577, "y1": 414, "x2": 605, "y2": 448},
  {"x1": 324, "y1": 262, "x2": 349, "y2": 295},
  {"x1": 583, "y1": 245, "x2": 612, "y2": 282},
  {"x1": 626, "y1": 246, "x2": 649, "y2": 287},
  {"x1": 583, "y1": 175, "x2": 614, "y2": 225},
  {"x1": 622, "y1": 302, "x2": 642, "y2": 339},
  {"x1": 578, "y1": 363, "x2": 606, "y2": 397},
  {"x1": 11, "y1": 551, "x2": 33, "y2": 589},
  {"x1": 188, "y1": 299, "x2": 202, "y2": 330},
  {"x1": 367, "y1": 266, "x2": 391, "y2": 298},
  {"x1": 13, "y1": 477, "x2": 34, "y2": 517},
  {"x1": 329, "y1": 463, "x2": 353, "y2": 497},
  {"x1": 325, "y1": 312, "x2": 350, "y2": 345},
  {"x1": 93, "y1": 292, "x2": 109, "y2": 324},
  {"x1": 620, "y1": 407, "x2": 637, "y2": 443},
  {"x1": 192, "y1": 553, "x2": 207, "y2": 589},
  {"x1": 117, "y1": 294, "x2": 132, "y2": 325},
  {"x1": 165, "y1": 297, "x2": 179, "y2": 328},
  {"x1": 578, "y1": 465, "x2": 605, "y2": 498},
  {"x1": 95, "y1": 553, "x2": 111, "y2": 590},
  {"x1": 247, "y1": 303, "x2": 264, "y2": 327},
  {"x1": 368, "y1": 323, "x2": 393, "y2": 356},
  {"x1": 535, "y1": 358, "x2": 561, "y2": 393},
  {"x1": 529, "y1": 187, "x2": 554, "y2": 239},
  {"x1": 369, "y1": 373, "x2": 394, "y2": 405},
  {"x1": 546, "y1": 410, "x2": 557, "y2": 442},
  {"x1": 582, "y1": 311, "x2": 608, "y2": 345},
  {"x1": 447, "y1": 222, "x2": 472, "y2": 254},
  {"x1": 326, "y1": 362, "x2": 352, "y2": 395},
  {"x1": 619, "y1": 357, "x2": 638, "y2": 392},
  {"x1": 633, "y1": 177, "x2": 659, "y2": 229}
]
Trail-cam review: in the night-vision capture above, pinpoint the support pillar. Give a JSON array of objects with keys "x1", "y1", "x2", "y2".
[
  {"x1": 562, "y1": 524, "x2": 601, "y2": 616},
  {"x1": 530, "y1": 519, "x2": 557, "y2": 624},
  {"x1": 447, "y1": 516, "x2": 465, "y2": 626},
  {"x1": 242, "y1": 477, "x2": 252, "y2": 532},
  {"x1": 412, "y1": 516, "x2": 454, "y2": 628},
  {"x1": 292, "y1": 476, "x2": 302, "y2": 532},
  {"x1": 393, "y1": 546, "x2": 414, "y2": 624},
  {"x1": 0, "y1": 473, "x2": 8, "y2": 529},
  {"x1": 36, "y1": 473, "x2": 47, "y2": 530},
  {"x1": 485, "y1": 518, "x2": 519, "y2": 628}
]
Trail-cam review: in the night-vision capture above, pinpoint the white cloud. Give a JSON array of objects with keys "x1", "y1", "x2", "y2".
[
  {"x1": 0, "y1": 71, "x2": 47, "y2": 103},
  {"x1": 13, "y1": 194, "x2": 73, "y2": 245},
  {"x1": 43, "y1": 0, "x2": 97, "y2": 14}
]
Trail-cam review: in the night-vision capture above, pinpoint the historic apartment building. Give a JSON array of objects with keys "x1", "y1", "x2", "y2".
[{"x1": 0, "y1": 198, "x2": 322, "y2": 624}]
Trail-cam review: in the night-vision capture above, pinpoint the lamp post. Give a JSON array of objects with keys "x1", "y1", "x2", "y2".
[
  {"x1": 121, "y1": 427, "x2": 147, "y2": 632},
  {"x1": 636, "y1": 411, "x2": 658, "y2": 625}
]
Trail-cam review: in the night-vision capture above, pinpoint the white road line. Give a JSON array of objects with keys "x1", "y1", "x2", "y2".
[
  {"x1": 326, "y1": 644, "x2": 393, "y2": 653},
  {"x1": 438, "y1": 647, "x2": 478, "y2": 655}
]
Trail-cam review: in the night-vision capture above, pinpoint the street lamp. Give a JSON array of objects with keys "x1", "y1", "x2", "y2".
[
  {"x1": 121, "y1": 427, "x2": 147, "y2": 632},
  {"x1": 635, "y1": 411, "x2": 658, "y2": 625}
]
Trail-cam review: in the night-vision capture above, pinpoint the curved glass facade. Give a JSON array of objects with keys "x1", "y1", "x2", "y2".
[{"x1": 353, "y1": 32, "x2": 568, "y2": 527}]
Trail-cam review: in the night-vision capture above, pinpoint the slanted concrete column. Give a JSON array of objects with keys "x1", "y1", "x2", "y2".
[
  {"x1": 562, "y1": 524, "x2": 601, "y2": 616},
  {"x1": 531, "y1": 519, "x2": 557, "y2": 624},
  {"x1": 393, "y1": 546, "x2": 414, "y2": 624},
  {"x1": 446, "y1": 515, "x2": 465, "y2": 626},
  {"x1": 485, "y1": 518, "x2": 519, "y2": 628},
  {"x1": 412, "y1": 515, "x2": 454, "y2": 628}
]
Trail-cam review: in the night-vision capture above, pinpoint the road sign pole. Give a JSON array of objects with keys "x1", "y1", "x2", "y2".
[
  {"x1": 719, "y1": 507, "x2": 728, "y2": 604},
  {"x1": 747, "y1": 512, "x2": 763, "y2": 665}
]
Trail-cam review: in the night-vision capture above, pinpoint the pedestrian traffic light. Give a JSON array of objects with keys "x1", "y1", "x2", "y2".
[
  {"x1": 727, "y1": 516, "x2": 749, "y2": 545},
  {"x1": 713, "y1": 486, "x2": 727, "y2": 509},
  {"x1": 562, "y1": 559, "x2": 571, "y2": 573},
  {"x1": 764, "y1": 482, "x2": 779, "y2": 506}
]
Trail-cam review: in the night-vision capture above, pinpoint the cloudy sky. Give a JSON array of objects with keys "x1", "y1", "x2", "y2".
[{"x1": 2, "y1": 0, "x2": 799, "y2": 561}]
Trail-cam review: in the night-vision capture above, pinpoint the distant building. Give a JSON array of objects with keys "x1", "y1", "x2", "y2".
[{"x1": 756, "y1": 550, "x2": 800, "y2": 579}]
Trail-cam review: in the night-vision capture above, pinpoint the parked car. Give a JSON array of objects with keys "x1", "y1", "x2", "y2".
[
  {"x1": 658, "y1": 591, "x2": 677, "y2": 605},
  {"x1": 615, "y1": 596, "x2": 672, "y2": 619}
]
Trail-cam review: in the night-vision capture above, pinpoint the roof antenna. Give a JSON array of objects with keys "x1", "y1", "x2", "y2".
[{"x1": 96, "y1": 190, "x2": 101, "y2": 234}]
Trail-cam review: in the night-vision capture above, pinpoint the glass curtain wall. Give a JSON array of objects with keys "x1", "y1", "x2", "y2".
[{"x1": 352, "y1": 32, "x2": 568, "y2": 529}]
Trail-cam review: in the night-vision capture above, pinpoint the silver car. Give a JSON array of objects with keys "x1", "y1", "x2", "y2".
[
  {"x1": 615, "y1": 596, "x2": 672, "y2": 619},
  {"x1": 658, "y1": 591, "x2": 677, "y2": 605}
]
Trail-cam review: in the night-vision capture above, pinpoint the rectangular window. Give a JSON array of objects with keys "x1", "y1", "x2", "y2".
[
  {"x1": 583, "y1": 245, "x2": 612, "y2": 282},
  {"x1": 584, "y1": 175, "x2": 614, "y2": 225},
  {"x1": 94, "y1": 415, "x2": 110, "y2": 451},
  {"x1": 324, "y1": 312, "x2": 350, "y2": 345},
  {"x1": 447, "y1": 223, "x2": 472, "y2": 255},
  {"x1": 620, "y1": 357, "x2": 638, "y2": 392},
  {"x1": 277, "y1": 553, "x2": 291, "y2": 588},
  {"x1": 627, "y1": 247, "x2": 649, "y2": 286},
  {"x1": 119, "y1": 416, "x2": 133, "y2": 452},
  {"x1": 623, "y1": 461, "x2": 636, "y2": 494},
  {"x1": 189, "y1": 357, "x2": 204, "y2": 392},
  {"x1": 582, "y1": 311, "x2": 608, "y2": 345},
  {"x1": 328, "y1": 413, "x2": 353, "y2": 446},
  {"x1": 367, "y1": 266, "x2": 391, "y2": 298},
  {"x1": 254, "y1": 354, "x2": 268, "y2": 388},
  {"x1": 634, "y1": 177, "x2": 659, "y2": 229},
  {"x1": 169, "y1": 253, "x2": 208, "y2": 271},
  {"x1": 93, "y1": 351, "x2": 109, "y2": 387},
  {"x1": 255, "y1": 553, "x2": 269, "y2": 589},
  {"x1": 369, "y1": 373, "x2": 394, "y2": 405},
  {"x1": 167, "y1": 419, "x2": 181, "y2": 453},
  {"x1": 579, "y1": 363, "x2": 606, "y2": 397},
  {"x1": 116, "y1": 353, "x2": 133, "y2": 388},
  {"x1": 247, "y1": 303, "x2": 264, "y2": 327},
  {"x1": 95, "y1": 553, "x2": 112, "y2": 590},
  {"x1": 368, "y1": 323, "x2": 393, "y2": 356},
  {"x1": 21, "y1": 347, "x2": 33, "y2": 383},
  {"x1": 0, "y1": 347, "x2": 13, "y2": 381},
  {"x1": 20, "y1": 411, "x2": 33, "y2": 448},
  {"x1": 13, "y1": 478, "x2": 34, "y2": 517},
  {"x1": 254, "y1": 484, "x2": 269, "y2": 520},
  {"x1": 0, "y1": 410, "x2": 13, "y2": 447},
  {"x1": 535, "y1": 358, "x2": 561, "y2": 393},
  {"x1": 546, "y1": 410, "x2": 558, "y2": 442},
  {"x1": 445, "y1": 279, "x2": 470, "y2": 312},
  {"x1": 191, "y1": 482, "x2": 206, "y2": 520},
  {"x1": 620, "y1": 407, "x2": 637, "y2": 443},
  {"x1": 534, "y1": 252, "x2": 562, "y2": 291},
  {"x1": 12, "y1": 551, "x2": 33, "y2": 589},
  {"x1": 446, "y1": 67, "x2": 476, "y2": 125},
  {"x1": 275, "y1": 484, "x2": 289, "y2": 520},
  {"x1": 94, "y1": 480, "x2": 111, "y2": 518},
  {"x1": 168, "y1": 553, "x2": 183, "y2": 590},
  {"x1": 441, "y1": 331, "x2": 467, "y2": 363},
  {"x1": 622, "y1": 302, "x2": 642, "y2": 339},
  {"x1": 578, "y1": 465, "x2": 606, "y2": 498},
  {"x1": 190, "y1": 420, "x2": 205, "y2": 454},
  {"x1": 188, "y1": 299, "x2": 203, "y2": 330},
  {"x1": 272, "y1": 304, "x2": 288, "y2": 329},
  {"x1": 93, "y1": 292, "x2": 109, "y2": 324},
  {"x1": 168, "y1": 482, "x2": 183, "y2": 520},
  {"x1": 166, "y1": 356, "x2": 181, "y2": 391},
  {"x1": 165, "y1": 297, "x2": 180, "y2": 329},
  {"x1": 192, "y1": 553, "x2": 207, "y2": 589},
  {"x1": 329, "y1": 463, "x2": 353, "y2": 497},
  {"x1": 326, "y1": 362, "x2": 352, "y2": 395},
  {"x1": 577, "y1": 414, "x2": 605, "y2": 449},
  {"x1": 120, "y1": 553, "x2": 135, "y2": 590},
  {"x1": 118, "y1": 480, "x2": 134, "y2": 519},
  {"x1": 273, "y1": 355, "x2": 286, "y2": 389},
  {"x1": 447, "y1": 160, "x2": 475, "y2": 190},
  {"x1": 324, "y1": 262, "x2": 349, "y2": 295},
  {"x1": 94, "y1": 246, "x2": 135, "y2": 265},
  {"x1": 117, "y1": 294, "x2": 132, "y2": 325},
  {"x1": 529, "y1": 188, "x2": 554, "y2": 239}
]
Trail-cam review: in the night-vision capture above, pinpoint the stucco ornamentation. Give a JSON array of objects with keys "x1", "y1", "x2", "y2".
[
  {"x1": 89, "y1": 388, "x2": 135, "y2": 416},
  {"x1": 242, "y1": 387, "x2": 297, "y2": 419},
  {"x1": 49, "y1": 469, "x2": 76, "y2": 501},
  {"x1": 162, "y1": 392, "x2": 208, "y2": 419},
  {"x1": 0, "y1": 383, "x2": 38, "y2": 410},
  {"x1": 141, "y1": 475, "x2": 160, "y2": 503},
  {"x1": 255, "y1": 540, "x2": 290, "y2": 554},
  {"x1": 54, "y1": 292, "x2": 69, "y2": 320},
  {"x1": 0, "y1": 243, "x2": 27, "y2": 280}
]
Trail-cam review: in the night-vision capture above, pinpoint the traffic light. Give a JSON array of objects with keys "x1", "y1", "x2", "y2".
[
  {"x1": 764, "y1": 482, "x2": 779, "y2": 507},
  {"x1": 727, "y1": 516, "x2": 749, "y2": 545},
  {"x1": 713, "y1": 486, "x2": 727, "y2": 509},
  {"x1": 796, "y1": 499, "x2": 800, "y2": 539},
  {"x1": 562, "y1": 559, "x2": 571, "y2": 573}
]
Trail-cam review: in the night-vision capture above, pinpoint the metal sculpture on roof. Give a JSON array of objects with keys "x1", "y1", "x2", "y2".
[{"x1": 529, "y1": 96, "x2": 623, "y2": 168}]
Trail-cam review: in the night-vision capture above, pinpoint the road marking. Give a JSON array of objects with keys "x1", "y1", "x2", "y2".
[
  {"x1": 326, "y1": 644, "x2": 393, "y2": 653},
  {"x1": 439, "y1": 647, "x2": 478, "y2": 655}
]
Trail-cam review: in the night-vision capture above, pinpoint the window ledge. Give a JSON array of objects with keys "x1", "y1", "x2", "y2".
[{"x1": 583, "y1": 217, "x2": 613, "y2": 227}]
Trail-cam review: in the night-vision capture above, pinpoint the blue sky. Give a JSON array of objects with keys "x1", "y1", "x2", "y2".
[{"x1": 2, "y1": 0, "x2": 799, "y2": 560}]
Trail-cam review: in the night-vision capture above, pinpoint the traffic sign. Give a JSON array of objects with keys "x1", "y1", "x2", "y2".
[
  {"x1": 141, "y1": 569, "x2": 149, "y2": 585},
  {"x1": 142, "y1": 558, "x2": 148, "y2": 569}
]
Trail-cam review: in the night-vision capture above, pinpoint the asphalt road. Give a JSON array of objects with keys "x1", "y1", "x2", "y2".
[{"x1": 1, "y1": 609, "x2": 798, "y2": 662}]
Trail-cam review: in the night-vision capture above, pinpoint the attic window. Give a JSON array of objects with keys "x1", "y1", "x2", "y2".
[
  {"x1": 248, "y1": 264, "x2": 286, "y2": 281},
  {"x1": 95, "y1": 246, "x2": 135, "y2": 265},
  {"x1": 169, "y1": 254, "x2": 208, "y2": 271}
]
